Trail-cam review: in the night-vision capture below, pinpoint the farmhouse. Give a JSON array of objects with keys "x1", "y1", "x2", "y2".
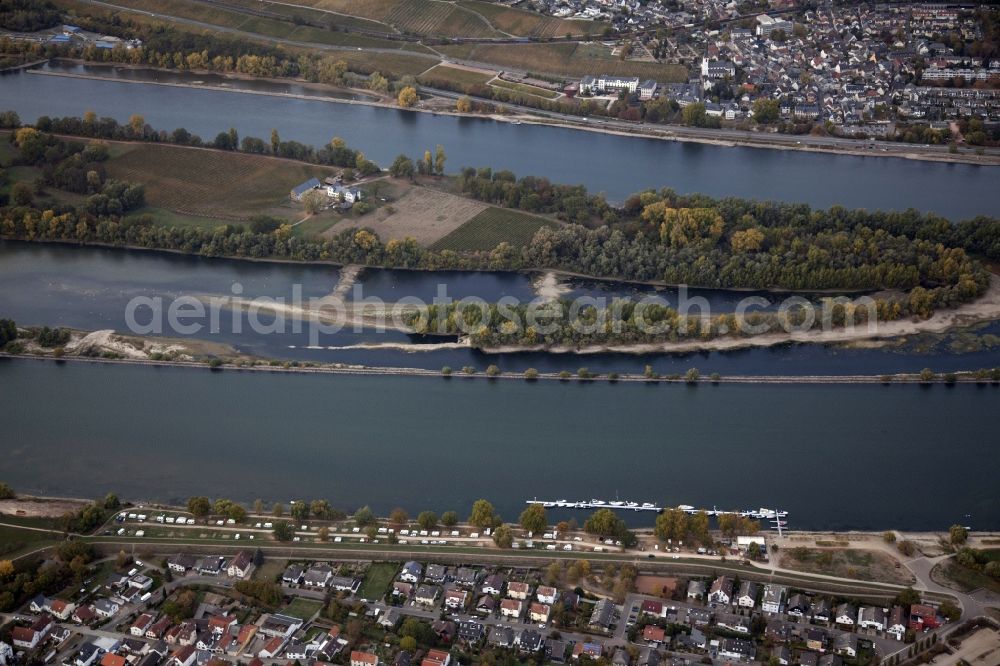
[{"x1": 290, "y1": 178, "x2": 322, "y2": 202}]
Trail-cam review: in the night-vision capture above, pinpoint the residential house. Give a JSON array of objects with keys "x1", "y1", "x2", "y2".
[
  {"x1": 258, "y1": 614, "x2": 302, "y2": 639},
  {"x1": 718, "y1": 638, "x2": 755, "y2": 662},
  {"x1": 457, "y1": 621, "x2": 485, "y2": 644},
  {"x1": 500, "y1": 599, "x2": 523, "y2": 619},
  {"x1": 425, "y1": 564, "x2": 447, "y2": 583},
  {"x1": 761, "y1": 585, "x2": 786, "y2": 614},
  {"x1": 327, "y1": 573, "x2": 360, "y2": 592},
  {"x1": 686, "y1": 580, "x2": 707, "y2": 600},
  {"x1": 168, "y1": 645, "x2": 196, "y2": 666},
  {"x1": 858, "y1": 606, "x2": 886, "y2": 631},
  {"x1": 718, "y1": 615, "x2": 751, "y2": 634},
  {"x1": 641, "y1": 625, "x2": 665, "y2": 645},
  {"x1": 687, "y1": 608, "x2": 713, "y2": 627},
  {"x1": 227, "y1": 552, "x2": 253, "y2": 579},
  {"x1": 73, "y1": 606, "x2": 97, "y2": 625},
  {"x1": 507, "y1": 582, "x2": 531, "y2": 600},
  {"x1": 835, "y1": 603, "x2": 857, "y2": 627},
  {"x1": 393, "y1": 582, "x2": 414, "y2": 598},
  {"x1": 611, "y1": 648, "x2": 630, "y2": 666},
  {"x1": 131, "y1": 614, "x2": 155, "y2": 637},
  {"x1": 431, "y1": 621, "x2": 455, "y2": 644},
  {"x1": 736, "y1": 581, "x2": 759, "y2": 609},
  {"x1": 444, "y1": 587, "x2": 468, "y2": 610},
  {"x1": 475, "y1": 596, "x2": 496, "y2": 614},
  {"x1": 415, "y1": 585, "x2": 440, "y2": 607},
  {"x1": 421, "y1": 648, "x2": 450, "y2": 666},
  {"x1": 487, "y1": 626, "x2": 514, "y2": 649},
  {"x1": 590, "y1": 599, "x2": 615, "y2": 630},
  {"x1": 48, "y1": 599, "x2": 75, "y2": 620},
  {"x1": 454, "y1": 568, "x2": 478, "y2": 588},
  {"x1": 771, "y1": 645, "x2": 791, "y2": 665},
  {"x1": 805, "y1": 628, "x2": 828, "y2": 653},
  {"x1": 640, "y1": 600, "x2": 663, "y2": 617},
  {"x1": 786, "y1": 593, "x2": 810, "y2": 617},
  {"x1": 572, "y1": 642, "x2": 603, "y2": 660},
  {"x1": 378, "y1": 608, "x2": 401, "y2": 630},
  {"x1": 100, "y1": 654, "x2": 126, "y2": 666},
  {"x1": 887, "y1": 606, "x2": 907, "y2": 640},
  {"x1": 74, "y1": 643, "x2": 103, "y2": 666},
  {"x1": 636, "y1": 648, "x2": 660, "y2": 666},
  {"x1": 12, "y1": 615, "x2": 52, "y2": 650},
  {"x1": 818, "y1": 655, "x2": 843, "y2": 666},
  {"x1": 546, "y1": 638, "x2": 569, "y2": 663},
  {"x1": 708, "y1": 576, "x2": 734, "y2": 606},
  {"x1": 481, "y1": 574, "x2": 504, "y2": 596},
  {"x1": 282, "y1": 565, "x2": 304, "y2": 585},
  {"x1": 910, "y1": 604, "x2": 940, "y2": 631},
  {"x1": 399, "y1": 561, "x2": 423, "y2": 583},
  {"x1": 833, "y1": 634, "x2": 858, "y2": 658},
  {"x1": 146, "y1": 617, "x2": 171, "y2": 640},
  {"x1": 207, "y1": 616, "x2": 236, "y2": 635},
  {"x1": 257, "y1": 639, "x2": 283, "y2": 660},
  {"x1": 283, "y1": 642, "x2": 308, "y2": 660},
  {"x1": 303, "y1": 564, "x2": 333, "y2": 588},
  {"x1": 799, "y1": 652, "x2": 819, "y2": 666},
  {"x1": 0, "y1": 641, "x2": 13, "y2": 666},
  {"x1": 514, "y1": 629, "x2": 543, "y2": 653},
  {"x1": 811, "y1": 599, "x2": 833, "y2": 623},
  {"x1": 290, "y1": 178, "x2": 322, "y2": 202},
  {"x1": 167, "y1": 554, "x2": 195, "y2": 574},
  {"x1": 195, "y1": 557, "x2": 223, "y2": 576},
  {"x1": 529, "y1": 603, "x2": 550, "y2": 624},
  {"x1": 536, "y1": 586, "x2": 558, "y2": 604}
]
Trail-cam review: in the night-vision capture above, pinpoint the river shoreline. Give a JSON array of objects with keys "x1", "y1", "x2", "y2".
[
  {"x1": 3, "y1": 351, "x2": 996, "y2": 384},
  {"x1": 23, "y1": 61, "x2": 1000, "y2": 167}
]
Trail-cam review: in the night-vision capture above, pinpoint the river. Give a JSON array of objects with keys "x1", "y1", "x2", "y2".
[
  {"x1": 3, "y1": 241, "x2": 1000, "y2": 375},
  {"x1": 0, "y1": 63, "x2": 998, "y2": 218},
  {"x1": 0, "y1": 358, "x2": 996, "y2": 531}
]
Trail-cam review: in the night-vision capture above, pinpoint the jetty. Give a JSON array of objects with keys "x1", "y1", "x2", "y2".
[{"x1": 526, "y1": 499, "x2": 789, "y2": 522}]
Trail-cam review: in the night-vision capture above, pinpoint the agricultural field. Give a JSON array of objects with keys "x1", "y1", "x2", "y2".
[
  {"x1": 327, "y1": 50, "x2": 439, "y2": 77},
  {"x1": 103, "y1": 0, "x2": 252, "y2": 30},
  {"x1": 351, "y1": 184, "x2": 489, "y2": 246},
  {"x1": 440, "y1": 42, "x2": 688, "y2": 81},
  {"x1": 294, "y1": 0, "x2": 499, "y2": 38},
  {"x1": 458, "y1": 0, "x2": 606, "y2": 38},
  {"x1": 490, "y1": 78, "x2": 560, "y2": 99},
  {"x1": 357, "y1": 561, "x2": 399, "y2": 600},
  {"x1": 231, "y1": 0, "x2": 393, "y2": 33},
  {"x1": 417, "y1": 64, "x2": 496, "y2": 89},
  {"x1": 430, "y1": 207, "x2": 557, "y2": 251},
  {"x1": 105, "y1": 144, "x2": 334, "y2": 221}
]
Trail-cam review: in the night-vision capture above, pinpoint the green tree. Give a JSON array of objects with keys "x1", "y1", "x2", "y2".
[
  {"x1": 187, "y1": 496, "x2": 211, "y2": 518},
  {"x1": 417, "y1": 511, "x2": 438, "y2": 530},
  {"x1": 493, "y1": 524, "x2": 513, "y2": 548},
  {"x1": 273, "y1": 521, "x2": 294, "y2": 541},
  {"x1": 290, "y1": 501, "x2": 310, "y2": 521},
  {"x1": 0, "y1": 483, "x2": 16, "y2": 500},
  {"x1": 399, "y1": 636, "x2": 417, "y2": 653},
  {"x1": 354, "y1": 505, "x2": 376, "y2": 527},
  {"x1": 441, "y1": 511, "x2": 458, "y2": 527},
  {"x1": 469, "y1": 499, "x2": 497, "y2": 528},
  {"x1": 682, "y1": 103, "x2": 707, "y2": 127},
  {"x1": 949, "y1": 524, "x2": 968, "y2": 545},
  {"x1": 520, "y1": 503, "x2": 548, "y2": 534},
  {"x1": 389, "y1": 154, "x2": 415, "y2": 179},
  {"x1": 752, "y1": 98, "x2": 780, "y2": 124},
  {"x1": 654, "y1": 508, "x2": 689, "y2": 542},
  {"x1": 389, "y1": 508, "x2": 409, "y2": 526},
  {"x1": 270, "y1": 128, "x2": 280, "y2": 154},
  {"x1": 368, "y1": 71, "x2": 389, "y2": 93},
  {"x1": 434, "y1": 144, "x2": 446, "y2": 175},
  {"x1": 310, "y1": 499, "x2": 331, "y2": 518},
  {"x1": 10, "y1": 182, "x2": 32, "y2": 206}
]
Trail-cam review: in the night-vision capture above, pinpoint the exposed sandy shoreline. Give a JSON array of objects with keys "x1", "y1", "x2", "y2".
[{"x1": 26, "y1": 62, "x2": 1000, "y2": 167}]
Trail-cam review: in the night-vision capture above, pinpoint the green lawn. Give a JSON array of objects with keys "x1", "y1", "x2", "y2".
[
  {"x1": 357, "y1": 561, "x2": 399, "y2": 600},
  {"x1": 430, "y1": 207, "x2": 557, "y2": 251},
  {"x1": 0, "y1": 522, "x2": 62, "y2": 558},
  {"x1": 938, "y1": 550, "x2": 1000, "y2": 594},
  {"x1": 281, "y1": 597, "x2": 323, "y2": 621}
]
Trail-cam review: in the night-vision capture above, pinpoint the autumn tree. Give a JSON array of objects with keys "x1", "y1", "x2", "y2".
[
  {"x1": 519, "y1": 503, "x2": 548, "y2": 534},
  {"x1": 417, "y1": 511, "x2": 438, "y2": 530},
  {"x1": 469, "y1": 499, "x2": 497, "y2": 528},
  {"x1": 368, "y1": 71, "x2": 389, "y2": 93},
  {"x1": 302, "y1": 189, "x2": 327, "y2": 214},
  {"x1": 270, "y1": 128, "x2": 280, "y2": 154},
  {"x1": 187, "y1": 496, "x2": 211, "y2": 518},
  {"x1": 441, "y1": 511, "x2": 458, "y2": 527},
  {"x1": 731, "y1": 227, "x2": 765, "y2": 252},
  {"x1": 493, "y1": 524, "x2": 513, "y2": 548},
  {"x1": 389, "y1": 508, "x2": 409, "y2": 526},
  {"x1": 456, "y1": 96, "x2": 473, "y2": 113},
  {"x1": 397, "y1": 86, "x2": 418, "y2": 108},
  {"x1": 434, "y1": 144, "x2": 446, "y2": 175},
  {"x1": 654, "y1": 508, "x2": 689, "y2": 542}
]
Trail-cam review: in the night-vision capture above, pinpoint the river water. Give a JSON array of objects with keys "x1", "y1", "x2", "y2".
[
  {"x1": 3, "y1": 241, "x2": 1000, "y2": 375},
  {"x1": 0, "y1": 358, "x2": 996, "y2": 531},
  {"x1": 0, "y1": 63, "x2": 998, "y2": 217}
]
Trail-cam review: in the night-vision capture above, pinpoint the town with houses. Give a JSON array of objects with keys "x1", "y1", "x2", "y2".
[
  {"x1": 553, "y1": 2, "x2": 1000, "y2": 141},
  {"x1": 0, "y1": 508, "x2": 963, "y2": 666}
]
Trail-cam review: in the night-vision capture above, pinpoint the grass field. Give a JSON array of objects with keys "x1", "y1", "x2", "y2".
[
  {"x1": 357, "y1": 561, "x2": 399, "y2": 600},
  {"x1": 457, "y1": 0, "x2": 605, "y2": 38},
  {"x1": 935, "y1": 550, "x2": 1000, "y2": 595},
  {"x1": 281, "y1": 597, "x2": 324, "y2": 620},
  {"x1": 779, "y1": 548, "x2": 914, "y2": 586},
  {"x1": 417, "y1": 64, "x2": 496, "y2": 89},
  {"x1": 0, "y1": 522, "x2": 62, "y2": 559},
  {"x1": 105, "y1": 144, "x2": 333, "y2": 221},
  {"x1": 429, "y1": 207, "x2": 556, "y2": 251},
  {"x1": 440, "y1": 42, "x2": 688, "y2": 81},
  {"x1": 490, "y1": 78, "x2": 560, "y2": 99},
  {"x1": 294, "y1": 0, "x2": 499, "y2": 38}
]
